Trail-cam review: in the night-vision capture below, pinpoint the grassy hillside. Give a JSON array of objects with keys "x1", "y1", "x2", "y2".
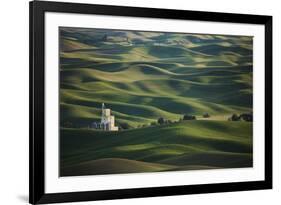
[
  {"x1": 60, "y1": 28, "x2": 253, "y2": 128},
  {"x1": 60, "y1": 120, "x2": 252, "y2": 176},
  {"x1": 59, "y1": 27, "x2": 253, "y2": 176}
]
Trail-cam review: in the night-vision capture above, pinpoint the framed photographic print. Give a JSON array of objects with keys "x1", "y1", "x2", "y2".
[{"x1": 29, "y1": 0, "x2": 272, "y2": 204}]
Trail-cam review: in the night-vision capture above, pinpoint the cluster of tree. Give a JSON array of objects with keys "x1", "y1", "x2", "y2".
[
  {"x1": 120, "y1": 113, "x2": 201, "y2": 130},
  {"x1": 183, "y1": 114, "x2": 196, "y2": 120},
  {"x1": 203, "y1": 113, "x2": 210, "y2": 118},
  {"x1": 228, "y1": 113, "x2": 253, "y2": 122},
  {"x1": 157, "y1": 117, "x2": 174, "y2": 125},
  {"x1": 155, "y1": 114, "x2": 198, "y2": 126},
  {"x1": 118, "y1": 122, "x2": 130, "y2": 130}
]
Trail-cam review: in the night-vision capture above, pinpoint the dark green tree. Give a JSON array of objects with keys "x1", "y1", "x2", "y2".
[
  {"x1": 119, "y1": 122, "x2": 130, "y2": 130},
  {"x1": 203, "y1": 113, "x2": 210, "y2": 118},
  {"x1": 230, "y1": 114, "x2": 240, "y2": 121},
  {"x1": 239, "y1": 113, "x2": 253, "y2": 122},
  {"x1": 183, "y1": 114, "x2": 196, "y2": 120},
  {"x1": 158, "y1": 117, "x2": 165, "y2": 124}
]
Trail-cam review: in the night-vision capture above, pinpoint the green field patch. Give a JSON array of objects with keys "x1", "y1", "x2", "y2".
[{"x1": 60, "y1": 120, "x2": 252, "y2": 175}]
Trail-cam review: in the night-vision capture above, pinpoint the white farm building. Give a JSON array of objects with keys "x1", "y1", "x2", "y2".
[{"x1": 100, "y1": 103, "x2": 118, "y2": 131}]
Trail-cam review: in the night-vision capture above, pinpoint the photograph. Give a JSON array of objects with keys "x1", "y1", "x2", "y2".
[
  {"x1": 59, "y1": 27, "x2": 253, "y2": 177},
  {"x1": 28, "y1": 1, "x2": 273, "y2": 203}
]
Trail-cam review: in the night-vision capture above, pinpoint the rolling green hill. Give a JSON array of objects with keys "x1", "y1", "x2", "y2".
[
  {"x1": 59, "y1": 27, "x2": 253, "y2": 176},
  {"x1": 60, "y1": 120, "x2": 252, "y2": 176}
]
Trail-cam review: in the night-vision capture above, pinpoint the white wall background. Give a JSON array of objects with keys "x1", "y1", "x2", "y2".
[{"x1": 0, "y1": 0, "x2": 279, "y2": 204}]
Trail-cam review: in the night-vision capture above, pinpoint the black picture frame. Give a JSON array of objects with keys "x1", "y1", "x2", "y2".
[{"x1": 29, "y1": 0, "x2": 272, "y2": 204}]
